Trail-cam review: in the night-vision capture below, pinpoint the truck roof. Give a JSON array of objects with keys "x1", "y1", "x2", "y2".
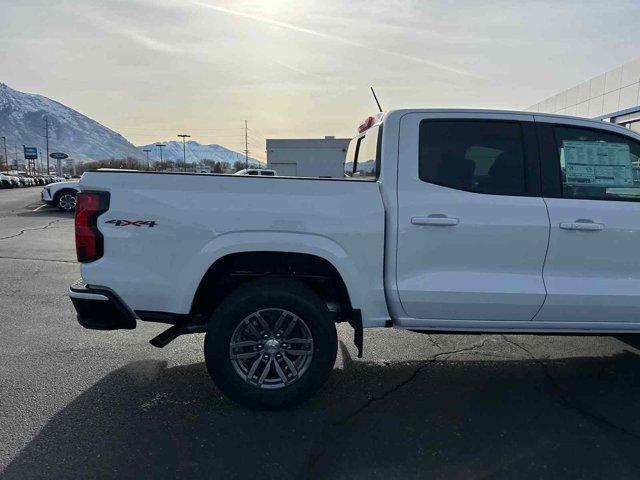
[{"x1": 382, "y1": 108, "x2": 635, "y2": 136}]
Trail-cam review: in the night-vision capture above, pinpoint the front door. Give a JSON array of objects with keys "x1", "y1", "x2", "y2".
[{"x1": 396, "y1": 113, "x2": 549, "y2": 321}]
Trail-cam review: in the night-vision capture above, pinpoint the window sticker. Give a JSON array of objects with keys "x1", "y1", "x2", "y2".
[{"x1": 562, "y1": 141, "x2": 633, "y2": 187}]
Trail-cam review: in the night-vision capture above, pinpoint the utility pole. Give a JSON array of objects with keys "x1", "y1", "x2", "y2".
[
  {"x1": 177, "y1": 134, "x2": 190, "y2": 172},
  {"x1": 2, "y1": 136, "x2": 8, "y2": 171},
  {"x1": 14, "y1": 145, "x2": 18, "y2": 170},
  {"x1": 244, "y1": 120, "x2": 249, "y2": 169},
  {"x1": 143, "y1": 149, "x2": 151, "y2": 170},
  {"x1": 45, "y1": 116, "x2": 50, "y2": 174},
  {"x1": 155, "y1": 143, "x2": 166, "y2": 164}
]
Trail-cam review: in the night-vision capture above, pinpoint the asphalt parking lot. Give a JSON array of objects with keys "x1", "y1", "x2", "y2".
[{"x1": 2, "y1": 188, "x2": 640, "y2": 479}]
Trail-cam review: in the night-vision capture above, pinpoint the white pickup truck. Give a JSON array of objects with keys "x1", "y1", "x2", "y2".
[{"x1": 70, "y1": 109, "x2": 640, "y2": 408}]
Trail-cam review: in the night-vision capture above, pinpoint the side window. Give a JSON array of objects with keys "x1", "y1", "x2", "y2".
[
  {"x1": 345, "y1": 125, "x2": 380, "y2": 180},
  {"x1": 555, "y1": 126, "x2": 640, "y2": 201},
  {"x1": 419, "y1": 120, "x2": 526, "y2": 195}
]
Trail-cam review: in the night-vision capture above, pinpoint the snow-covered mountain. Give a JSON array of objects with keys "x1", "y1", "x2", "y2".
[
  {"x1": 0, "y1": 83, "x2": 141, "y2": 162},
  {"x1": 344, "y1": 160, "x2": 375, "y2": 172},
  {"x1": 137, "y1": 140, "x2": 262, "y2": 166}
]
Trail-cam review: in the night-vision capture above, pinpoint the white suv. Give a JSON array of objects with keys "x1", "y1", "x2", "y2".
[{"x1": 42, "y1": 180, "x2": 80, "y2": 212}]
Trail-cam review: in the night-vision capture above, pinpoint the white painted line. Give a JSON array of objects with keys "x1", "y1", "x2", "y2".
[{"x1": 32, "y1": 204, "x2": 48, "y2": 212}]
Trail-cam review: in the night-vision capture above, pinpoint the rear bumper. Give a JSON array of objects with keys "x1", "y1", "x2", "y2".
[{"x1": 69, "y1": 281, "x2": 136, "y2": 330}]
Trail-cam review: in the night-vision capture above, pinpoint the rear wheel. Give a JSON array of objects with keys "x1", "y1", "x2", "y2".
[{"x1": 204, "y1": 277, "x2": 338, "y2": 409}]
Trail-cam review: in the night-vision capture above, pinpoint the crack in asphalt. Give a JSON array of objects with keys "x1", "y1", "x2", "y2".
[
  {"x1": 501, "y1": 335, "x2": 640, "y2": 442},
  {"x1": 335, "y1": 337, "x2": 493, "y2": 425},
  {"x1": 301, "y1": 338, "x2": 493, "y2": 479},
  {"x1": 426, "y1": 333, "x2": 444, "y2": 351},
  {"x1": 0, "y1": 255, "x2": 76, "y2": 264},
  {"x1": 0, "y1": 219, "x2": 64, "y2": 241}
]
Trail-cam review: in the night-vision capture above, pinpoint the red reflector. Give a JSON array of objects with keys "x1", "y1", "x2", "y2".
[{"x1": 75, "y1": 192, "x2": 109, "y2": 263}]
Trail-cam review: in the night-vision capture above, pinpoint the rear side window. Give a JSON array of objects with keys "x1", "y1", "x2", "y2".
[
  {"x1": 345, "y1": 125, "x2": 381, "y2": 180},
  {"x1": 419, "y1": 120, "x2": 526, "y2": 195},
  {"x1": 554, "y1": 126, "x2": 640, "y2": 201}
]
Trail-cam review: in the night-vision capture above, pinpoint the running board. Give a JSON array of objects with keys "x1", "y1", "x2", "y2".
[{"x1": 149, "y1": 324, "x2": 206, "y2": 348}]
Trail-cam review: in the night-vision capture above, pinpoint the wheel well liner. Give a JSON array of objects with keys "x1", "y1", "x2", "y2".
[{"x1": 190, "y1": 252, "x2": 354, "y2": 321}]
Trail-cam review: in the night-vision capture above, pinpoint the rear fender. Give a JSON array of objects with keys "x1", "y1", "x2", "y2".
[{"x1": 179, "y1": 231, "x2": 364, "y2": 316}]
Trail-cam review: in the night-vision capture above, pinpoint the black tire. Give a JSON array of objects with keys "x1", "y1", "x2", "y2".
[
  {"x1": 205, "y1": 277, "x2": 338, "y2": 409},
  {"x1": 54, "y1": 189, "x2": 77, "y2": 212}
]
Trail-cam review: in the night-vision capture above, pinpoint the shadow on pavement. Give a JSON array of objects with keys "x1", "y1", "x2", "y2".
[{"x1": 4, "y1": 346, "x2": 640, "y2": 480}]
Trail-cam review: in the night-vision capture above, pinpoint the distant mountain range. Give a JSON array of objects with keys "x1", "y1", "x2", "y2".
[
  {"x1": 137, "y1": 141, "x2": 261, "y2": 166},
  {"x1": 0, "y1": 83, "x2": 260, "y2": 165},
  {"x1": 0, "y1": 83, "x2": 140, "y2": 162},
  {"x1": 344, "y1": 160, "x2": 375, "y2": 172}
]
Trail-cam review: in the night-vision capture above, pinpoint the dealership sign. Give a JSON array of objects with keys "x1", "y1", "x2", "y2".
[
  {"x1": 23, "y1": 146, "x2": 38, "y2": 160},
  {"x1": 50, "y1": 152, "x2": 69, "y2": 160}
]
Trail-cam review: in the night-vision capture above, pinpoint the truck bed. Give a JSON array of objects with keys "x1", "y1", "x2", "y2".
[{"x1": 79, "y1": 171, "x2": 389, "y2": 327}]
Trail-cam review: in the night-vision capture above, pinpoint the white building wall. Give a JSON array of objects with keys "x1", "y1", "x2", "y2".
[
  {"x1": 529, "y1": 57, "x2": 640, "y2": 119},
  {"x1": 266, "y1": 137, "x2": 350, "y2": 178}
]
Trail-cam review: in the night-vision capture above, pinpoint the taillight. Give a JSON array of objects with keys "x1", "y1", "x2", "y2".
[{"x1": 75, "y1": 191, "x2": 110, "y2": 263}]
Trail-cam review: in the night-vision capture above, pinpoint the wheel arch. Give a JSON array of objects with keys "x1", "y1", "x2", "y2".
[
  {"x1": 190, "y1": 250, "x2": 356, "y2": 322},
  {"x1": 53, "y1": 187, "x2": 78, "y2": 203}
]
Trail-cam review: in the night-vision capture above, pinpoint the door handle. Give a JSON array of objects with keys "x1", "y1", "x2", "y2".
[
  {"x1": 411, "y1": 215, "x2": 459, "y2": 226},
  {"x1": 559, "y1": 220, "x2": 604, "y2": 231}
]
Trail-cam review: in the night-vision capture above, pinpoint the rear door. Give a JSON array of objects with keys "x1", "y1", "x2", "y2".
[
  {"x1": 396, "y1": 112, "x2": 549, "y2": 321},
  {"x1": 535, "y1": 119, "x2": 640, "y2": 323}
]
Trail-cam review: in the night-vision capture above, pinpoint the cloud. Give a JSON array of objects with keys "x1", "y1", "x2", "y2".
[
  {"x1": 190, "y1": 1, "x2": 482, "y2": 78},
  {"x1": 273, "y1": 60, "x2": 326, "y2": 79},
  {"x1": 88, "y1": 13, "x2": 183, "y2": 54}
]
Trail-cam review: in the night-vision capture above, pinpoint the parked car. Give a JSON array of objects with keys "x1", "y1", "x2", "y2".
[
  {"x1": 0, "y1": 173, "x2": 13, "y2": 188},
  {"x1": 69, "y1": 108, "x2": 640, "y2": 409},
  {"x1": 17, "y1": 175, "x2": 35, "y2": 187},
  {"x1": 9, "y1": 175, "x2": 20, "y2": 188},
  {"x1": 42, "y1": 180, "x2": 80, "y2": 211},
  {"x1": 233, "y1": 168, "x2": 277, "y2": 176}
]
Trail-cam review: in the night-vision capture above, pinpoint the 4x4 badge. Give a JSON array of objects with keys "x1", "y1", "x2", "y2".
[{"x1": 105, "y1": 220, "x2": 157, "y2": 227}]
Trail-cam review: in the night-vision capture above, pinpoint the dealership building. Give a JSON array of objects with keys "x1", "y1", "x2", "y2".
[{"x1": 528, "y1": 57, "x2": 640, "y2": 132}]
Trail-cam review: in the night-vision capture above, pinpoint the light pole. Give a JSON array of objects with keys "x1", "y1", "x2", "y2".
[
  {"x1": 44, "y1": 116, "x2": 49, "y2": 175},
  {"x1": 155, "y1": 143, "x2": 166, "y2": 165},
  {"x1": 143, "y1": 149, "x2": 151, "y2": 170},
  {"x1": 2, "y1": 136, "x2": 7, "y2": 171},
  {"x1": 178, "y1": 134, "x2": 190, "y2": 172}
]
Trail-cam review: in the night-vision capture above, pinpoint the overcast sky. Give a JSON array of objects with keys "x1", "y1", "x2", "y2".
[{"x1": 1, "y1": 0, "x2": 639, "y2": 159}]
